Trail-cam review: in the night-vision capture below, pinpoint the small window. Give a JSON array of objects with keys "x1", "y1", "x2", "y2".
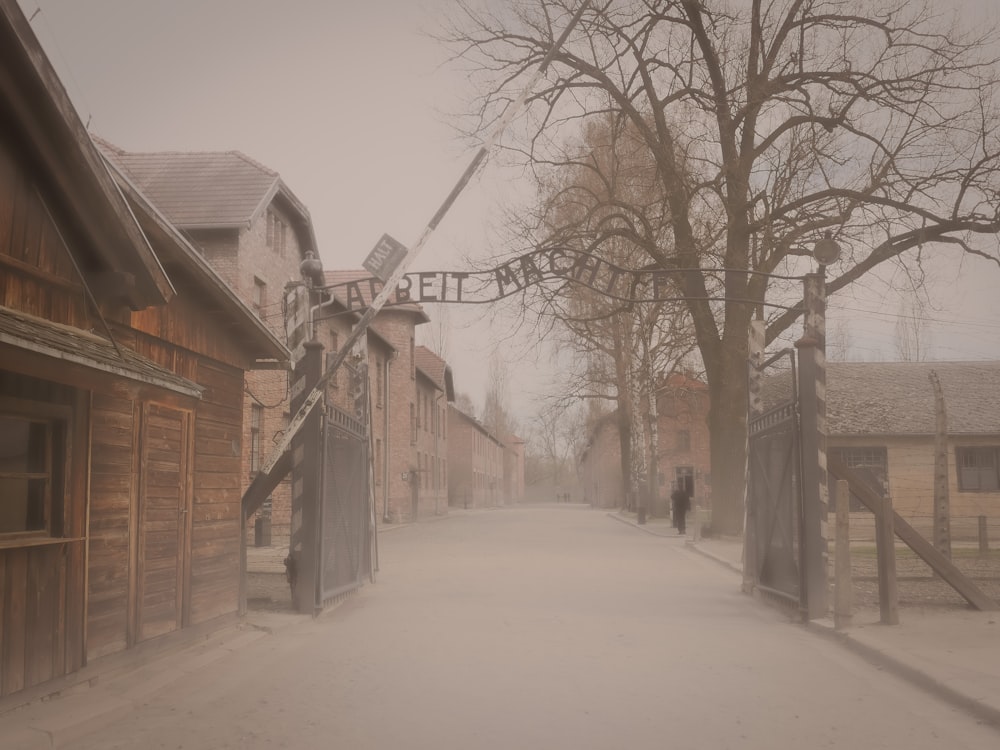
[
  {"x1": 253, "y1": 277, "x2": 266, "y2": 311},
  {"x1": 0, "y1": 414, "x2": 63, "y2": 536},
  {"x1": 829, "y1": 446, "x2": 889, "y2": 510},
  {"x1": 676, "y1": 429, "x2": 691, "y2": 452},
  {"x1": 957, "y1": 447, "x2": 999, "y2": 492}
]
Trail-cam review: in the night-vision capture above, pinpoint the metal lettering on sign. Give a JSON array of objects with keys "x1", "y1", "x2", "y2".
[{"x1": 363, "y1": 233, "x2": 408, "y2": 282}]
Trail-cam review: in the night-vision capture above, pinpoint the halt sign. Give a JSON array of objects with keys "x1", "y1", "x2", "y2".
[{"x1": 363, "y1": 233, "x2": 408, "y2": 282}]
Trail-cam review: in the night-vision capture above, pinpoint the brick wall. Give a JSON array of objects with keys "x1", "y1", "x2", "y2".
[
  {"x1": 656, "y1": 378, "x2": 712, "y2": 513},
  {"x1": 367, "y1": 310, "x2": 429, "y2": 524},
  {"x1": 447, "y1": 406, "x2": 504, "y2": 509},
  {"x1": 414, "y1": 371, "x2": 448, "y2": 517},
  {"x1": 579, "y1": 419, "x2": 624, "y2": 509},
  {"x1": 191, "y1": 202, "x2": 306, "y2": 545}
]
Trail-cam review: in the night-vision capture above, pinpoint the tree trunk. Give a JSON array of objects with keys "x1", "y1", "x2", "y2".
[{"x1": 706, "y1": 336, "x2": 749, "y2": 536}]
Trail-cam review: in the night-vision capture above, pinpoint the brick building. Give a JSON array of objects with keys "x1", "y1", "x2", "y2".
[
  {"x1": 448, "y1": 405, "x2": 505, "y2": 509},
  {"x1": 578, "y1": 373, "x2": 713, "y2": 515},
  {"x1": 97, "y1": 143, "x2": 322, "y2": 542},
  {"x1": 656, "y1": 373, "x2": 713, "y2": 513},
  {"x1": 323, "y1": 271, "x2": 454, "y2": 523},
  {"x1": 414, "y1": 346, "x2": 455, "y2": 517},
  {"x1": 579, "y1": 414, "x2": 625, "y2": 509}
]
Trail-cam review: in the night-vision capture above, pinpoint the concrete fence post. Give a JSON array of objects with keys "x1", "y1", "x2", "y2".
[
  {"x1": 875, "y1": 493, "x2": 900, "y2": 626},
  {"x1": 834, "y1": 479, "x2": 852, "y2": 630}
]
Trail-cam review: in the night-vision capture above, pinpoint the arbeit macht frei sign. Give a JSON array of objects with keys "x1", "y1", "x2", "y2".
[{"x1": 328, "y1": 246, "x2": 684, "y2": 311}]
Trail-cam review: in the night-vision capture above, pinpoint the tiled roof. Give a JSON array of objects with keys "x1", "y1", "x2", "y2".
[
  {"x1": 96, "y1": 140, "x2": 279, "y2": 228},
  {"x1": 414, "y1": 346, "x2": 445, "y2": 388},
  {"x1": 764, "y1": 361, "x2": 1000, "y2": 436}
]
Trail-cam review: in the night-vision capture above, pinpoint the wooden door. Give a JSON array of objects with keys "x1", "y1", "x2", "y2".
[{"x1": 134, "y1": 403, "x2": 191, "y2": 642}]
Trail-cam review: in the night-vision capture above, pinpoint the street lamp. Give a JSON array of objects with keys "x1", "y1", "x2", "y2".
[{"x1": 813, "y1": 231, "x2": 842, "y2": 267}]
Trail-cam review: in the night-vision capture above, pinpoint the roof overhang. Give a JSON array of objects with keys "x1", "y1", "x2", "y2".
[
  {"x1": 103, "y1": 157, "x2": 290, "y2": 366},
  {"x1": 0, "y1": 0, "x2": 174, "y2": 309},
  {"x1": 0, "y1": 305, "x2": 202, "y2": 398}
]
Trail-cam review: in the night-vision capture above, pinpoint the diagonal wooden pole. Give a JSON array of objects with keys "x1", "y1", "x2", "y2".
[{"x1": 243, "y1": 0, "x2": 593, "y2": 512}]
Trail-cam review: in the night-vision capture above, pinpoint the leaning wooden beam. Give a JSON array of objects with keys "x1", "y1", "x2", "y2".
[{"x1": 828, "y1": 455, "x2": 998, "y2": 612}]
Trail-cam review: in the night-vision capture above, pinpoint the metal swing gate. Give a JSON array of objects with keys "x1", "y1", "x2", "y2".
[
  {"x1": 318, "y1": 405, "x2": 372, "y2": 605},
  {"x1": 745, "y1": 273, "x2": 829, "y2": 620},
  {"x1": 746, "y1": 349, "x2": 803, "y2": 608}
]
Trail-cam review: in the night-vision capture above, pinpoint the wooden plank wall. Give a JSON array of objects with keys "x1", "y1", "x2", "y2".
[
  {"x1": 0, "y1": 373, "x2": 85, "y2": 698},
  {"x1": 87, "y1": 391, "x2": 136, "y2": 659},
  {"x1": 189, "y1": 360, "x2": 244, "y2": 624},
  {"x1": 0, "y1": 137, "x2": 88, "y2": 327},
  {"x1": 136, "y1": 403, "x2": 188, "y2": 641}
]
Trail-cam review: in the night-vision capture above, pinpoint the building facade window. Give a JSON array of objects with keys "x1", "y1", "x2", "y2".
[
  {"x1": 676, "y1": 429, "x2": 691, "y2": 452},
  {"x1": 830, "y1": 446, "x2": 889, "y2": 509},
  {"x1": 266, "y1": 209, "x2": 286, "y2": 255},
  {"x1": 252, "y1": 277, "x2": 266, "y2": 312},
  {"x1": 0, "y1": 413, "x2": 64, "y2": 536},
  {"x1": 957, "y1": 447, "x2": 999, "y2": 492}
]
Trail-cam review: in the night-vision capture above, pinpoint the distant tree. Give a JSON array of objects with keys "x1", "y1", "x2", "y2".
[
  {"x1": 482, "y1": 350, "x2": 519, "y2": 440},
  {"x1": 827, "y1": 319, "x2": 854, "y2": 362},
  {"x1": 894, "y1": 298, "x2": 932, "y2": 361},
  {"x1": 454, "y1": 391, "x2": 478, "y2": 420}
]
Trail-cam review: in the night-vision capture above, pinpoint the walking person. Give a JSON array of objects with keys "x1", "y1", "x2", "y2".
[{"x1": 671, "y1": 483, "x2": 691, "y2": 536}]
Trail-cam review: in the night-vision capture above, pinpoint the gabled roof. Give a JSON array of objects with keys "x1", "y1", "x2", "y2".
[
  {"x1": 448, "y1": 402, "x2": 504, "y2": 444},
  {"x1": 323, "y1": 270, "x2": 430, "y2": 322},
  {"x1": 0, "y1": 306, "x2": 201, "y2": 398},
  {"x1": 0, "y1": 0, "x2": 173, "y2": 309},
  {"x1": 826, "y1": 361, "x2": 1000, "y2": 437},
  {"x1": 763, "y1": 361, "x2": 1000, "y2": 437},
  {"x1": 102, "y1": 157, "x2": 289, "y2": 366},
  {"x1": 415, "y1": 345, "x2": 455, "y2": 401},
  {"x1": 96, "y1": 140, "x2": 319, "y2": 258}
]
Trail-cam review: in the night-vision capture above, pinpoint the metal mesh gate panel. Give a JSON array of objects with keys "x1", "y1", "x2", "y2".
[{"x1": 319, "y1": 406, "x2": 371, "y2": 605}]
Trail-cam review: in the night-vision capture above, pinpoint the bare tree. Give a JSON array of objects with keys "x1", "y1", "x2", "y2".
[
  {"x1": 482, "y1": 350, "x2": 519, "y2": 439},
  {"x1": 505, "y1": 115, "x2": 700, "y2": 511},
  {"x1": 828, "y1": 319, "x2": 854, "y2": 362},
  {"x1": 894, "y1": 298, "x2": 932, "y2": 361},
  {"x1": 454, "y1": 391, "x2": 478, "y2": 420},
  {"x1": 441, "y1": 0, "x2": 1000, "y2": 533},
  {"x1": 526, "y1": 400, "x2": 587, "y2": 490}
]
